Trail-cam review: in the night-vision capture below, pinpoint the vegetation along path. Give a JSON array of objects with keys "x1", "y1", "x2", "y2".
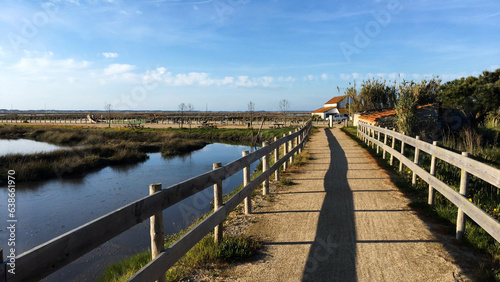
[{"x1": 224, "y1": 127, "x2": 472, "y2": 281}]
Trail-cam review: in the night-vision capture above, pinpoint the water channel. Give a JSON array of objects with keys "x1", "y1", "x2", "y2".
[{"x1": 0, "y1": 140, "x2": 257, "y2": 281}]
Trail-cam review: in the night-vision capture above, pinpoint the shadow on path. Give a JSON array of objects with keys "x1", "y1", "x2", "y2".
[{"x1": 302, "y1": 128, "x2": 357, "y2": 281}]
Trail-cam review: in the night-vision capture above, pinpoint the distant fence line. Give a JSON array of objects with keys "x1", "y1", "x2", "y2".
[
  {"x1": 358, "y1": 122, "x2": 500, "y2": 242},
  {"x1": 0, "y1": 117, "x2": 317, "y2": 126},
  {"x1": 0, "y1": 121, "x2": 312, "y2": 282}
]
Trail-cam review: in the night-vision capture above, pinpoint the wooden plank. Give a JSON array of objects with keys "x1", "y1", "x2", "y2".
[
  {"x1": 213, "y1": 162, "x2": 223, "y2": 244},
  {"x1": 457, "y1": 152, "x2": 470, "y2": 240},
  {"x1": 149, "y1": 184, "x2": 166, "y2": 282},
  {"x1": 129, "y1": 126, "x2": 309, "y2": 281},
  {"x1": 359, "y1": 128, "x2": 500, "y2": 242},
  {"x1": 428, "y1": 141, "x2": 438, "y2": 205},
  {"x1": 363, "y1": 123, "x2": 500, "y2": 188}
]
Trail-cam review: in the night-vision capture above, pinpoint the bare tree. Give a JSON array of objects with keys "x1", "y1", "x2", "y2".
[
  {"x1": 248, "y1": 101, "x2": 255, "y2": 128},
  {"x1": 279, "y1": 99, "x2": 289, "y2": 126},
  {"x1": 104, "y1": 103, "x2": 112, "y2": 128},
  {"x1": 178, "y1": 103, "x2": 186, "y2": 128},
  {"x1": 187, "y1": 103, "x2": 194, "y2": 130}
]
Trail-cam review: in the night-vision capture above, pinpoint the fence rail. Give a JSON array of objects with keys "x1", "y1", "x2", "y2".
[
  {"x1": 357, "y1": 122, "x2": 500, "y2": 242},
  {"x1": 0, "y1": 121, "x2": 312, "y2": 282}
]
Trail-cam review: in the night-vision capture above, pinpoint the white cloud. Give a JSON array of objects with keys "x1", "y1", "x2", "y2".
[
  {"x1": 103, "y1": 64, "x2": 136, "y2": 75},
  {"x1": 102, "y1": 52, "x2": 119, "y2": 59},
  {"x1": 221, "y1": 76, "x2": 234, "y2": 85},
  {"x1": 235, "y1": 76, "x2": 253, "y2": 87},
  {"x1": 304, "y1": 74, "x2": 315, "y2": 81},
  {"x1": 13, "y1": 53, "x2": 90, "y2": 74},
  {"x1": 388, "y1": 73, "x2": 398, "y2": 80},
  {"x1": 140, "y1": 68, "x2": 277, "y2": 88},
  {"x1": 321, "y1": 74, "x2": 328, "y2": 80},
  {"x1": 0, "y1": 46, "x2": 4, "y2": 56},
  {"x1": 340, "y1": 73, "x2": 351, "y2": 80},
  {"x1": 277, "y1": 76, "x2": 294, "y2": 82}
]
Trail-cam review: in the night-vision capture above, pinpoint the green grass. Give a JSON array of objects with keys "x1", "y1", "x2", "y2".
[
  {"x1": 0, "y1": 143, "x2": 148, "y2": 185},
  {"x1": 100, "y1": 232, "x2": 260, "y2": 282},
  {"x1": 280, "y1": 177, "x2": 293, "y2": 186}
]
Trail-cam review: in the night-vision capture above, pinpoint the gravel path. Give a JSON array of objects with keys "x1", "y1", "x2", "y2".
[{"x1": 222, "y1": 127, "x2": 471, "y2": 281}]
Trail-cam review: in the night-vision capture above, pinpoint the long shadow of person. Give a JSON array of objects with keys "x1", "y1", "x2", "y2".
[{"x1": 302, "y1": 128, "x2": 357, "y2": 281}]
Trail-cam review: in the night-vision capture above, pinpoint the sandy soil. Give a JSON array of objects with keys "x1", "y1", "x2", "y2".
[{"x1": 216, "y1": 127, "x2": 475, "y2": 281}]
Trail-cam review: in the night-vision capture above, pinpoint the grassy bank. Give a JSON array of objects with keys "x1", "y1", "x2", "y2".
[
  {"x1": 342, "y1": 125, "x2": 500, "y2": 280},
  {"x1": 0, "y1": 124, "x2": 297, "y2": 146},
  {"x1": 0, "y1": 125, "x2": 296, "y2": 185},
  {"x1": 0, "y1": 143, "x2": 148, "y2": 184}
]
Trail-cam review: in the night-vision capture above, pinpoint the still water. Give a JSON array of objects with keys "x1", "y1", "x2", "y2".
[
  {"x1": 0, "y1": 142, "x2": 257, "y2": 281},
  {"x1": 0, "y1": 139, "x2": 64, "y2": 156}
]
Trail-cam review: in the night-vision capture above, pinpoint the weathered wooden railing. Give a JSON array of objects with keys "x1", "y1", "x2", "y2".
[
  {"x1": 0, "y1": 121, "x2": 312, "y2": 282},
  {"x1": 357, "y1": 122, "x2": 500, "y2": 242}
]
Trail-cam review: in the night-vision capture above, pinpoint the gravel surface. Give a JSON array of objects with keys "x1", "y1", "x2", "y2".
[{"x1": 218, "y1": 127, "x2": 473, "y2": 281}]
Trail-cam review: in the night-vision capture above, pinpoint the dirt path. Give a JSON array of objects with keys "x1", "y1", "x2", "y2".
[{"x1": 222, "y1": 127, "x2": 472, "y2": 281}]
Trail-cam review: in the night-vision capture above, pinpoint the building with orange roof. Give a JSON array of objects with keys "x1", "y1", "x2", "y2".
[{"x1": 311, "y1": 95, "x2": 353, "y2": 119}]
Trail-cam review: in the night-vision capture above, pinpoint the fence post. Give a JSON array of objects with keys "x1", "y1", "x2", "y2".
[
  {"x1": 371, "y1": 129, "x2": 375, "y2": 149},
  {"x1": 283, "y1": 133, "x2": 288, "y2": 171},
  {"x1": 456, "y1": 152, "x2": 470, "y2": 240},
  {"x1": 262, "y1": 142, "x2": 270, "y2": 195},
  {"x1": 399, "y1": 133, "x2": 405, "y2": 172},
  {"x1": 242, "y1": 151, "x2": 251, "y2": 215},
  {"x1": 213, "y1": 162, "x2": 223, "y2": 243},
  {"x1": 149, "y1": 184, "x2": 166, "y2": 282},
  {"x1": 382, "y1": 127, "x2": 388, "y2": 159},
  {"x1": 428, "y1": 141, "x2": 438, "y2": 206},
  {"x1": 288, "y1": 131, "x2": 294, "y2": 166},
  {"x1": 296, "y1": 129, "x2": 300, "y2": 154},
  {"x1": 390, "y1": 129, "x2": 396, "y2": 165},
  {"x1": 297, "y1": 128, "x2": 302, "y2": 154},
  {"x1": 274, "y1": 137, "x2": 280, "y2": 181},
  {"x1": 376, "y1": 130, "x2": 381, "y2": 154},
  {"x1": 412, "y1": 136, "x2": 420, "y2": 185}
]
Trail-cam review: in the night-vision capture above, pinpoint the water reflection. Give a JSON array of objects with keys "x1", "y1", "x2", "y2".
[{"x1": 0, "y1": 139, "x2": 65, "y2": 156}]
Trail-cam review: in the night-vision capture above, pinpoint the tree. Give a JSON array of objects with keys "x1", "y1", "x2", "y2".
[
  {"x1": 414, "y1": 77, "x2": 441, "y2": 105},
  {"x1": 279, "y1": 99, "x2": 289, "y2": 126},
  {"x1": 438, "y1": 69, "x2": 500, "y2": 127},
  {"x1": 248, "y1": 101, "x2": 255, "y2": 128},
  {"x1": 396, "y1": 82, "x2": 418, "y2": 136},
  {"x1": 187, "y1": 103, "x2": 194, "y2": 130},
  {"x1": 358, "y1": 79, "x2": 396, "y2": 111},
  {"x1": 178, "y1": 103, "x2": 186, "y2": 128},
  {"x1": 104, "y1": 103, "x2": 112, "y2": 128}
]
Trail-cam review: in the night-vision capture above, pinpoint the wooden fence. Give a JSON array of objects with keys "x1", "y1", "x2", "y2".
[
  {"x1": 357, "y1": 122, "x2": 500, "y2": 242},
  {"x1": 0, "y1": 121, "x2": 312, "y2": 282},
  {"x1": 0, "y1": 118, "x2": 309, "y2": 126}
]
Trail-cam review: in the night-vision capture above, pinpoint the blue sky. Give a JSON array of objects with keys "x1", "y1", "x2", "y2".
[{"x1": 0, "y1": 0, "x2": 498, "y2": 111}]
